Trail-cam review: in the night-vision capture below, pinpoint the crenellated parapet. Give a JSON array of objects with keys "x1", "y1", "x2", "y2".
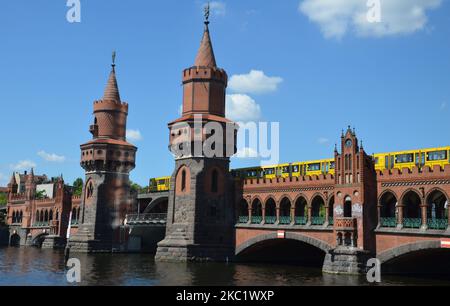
[
  {"x1": 93, "y1": 99, "x2": 129, "y2": 114},
  {"x1": 182, "y1": 66, "x2": 227, "y2": 85},
  {"x1": 377, "y1": 164, "x2": 450, "y2": 183},
  {"x1": 242, "y1": 174, "x2": 335, "y2": 192}
]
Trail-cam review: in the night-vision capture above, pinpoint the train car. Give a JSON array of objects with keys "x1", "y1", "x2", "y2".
[
  {"x1": 149, "y1": 176, "x2": 171, "y2": 193},
  {"x1": 304, "y1": 159, "x2": 335, "y2": 176},
  {"x1": 373, "y1": 146, "x2": 450, "y2": 171}
]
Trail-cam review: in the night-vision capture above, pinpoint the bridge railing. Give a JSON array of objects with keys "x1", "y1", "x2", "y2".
[{"x1": 126, "y1": 213, "x2": 167, "y2": 224}]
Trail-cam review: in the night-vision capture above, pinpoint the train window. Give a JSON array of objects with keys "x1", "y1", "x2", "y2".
[
  {"x1": 395, "y1": 153, "x2": 414, "y2": 164},
  {"x1": 282, "y1": 166, "x2": 289, "y2": 173},
  {"x1": 374, "y1": 157, "x2": 379, "y2": 164},
  {"x1": 292, "y1": 165, "x2": 299, "y2": 173},
  {"x1": 330, "y1": 162, "x2": 335, "y2": 169},
  {"x1": 158, "y1": 179, "x2": 166, "y2": 185},
  {"x1": 265, "y1": 168, "x2": 275, "y2": 175},
  {"x1": 427, "y1": 150, "x2": 447, "y2": 161},
  {"x1": 307, "y1": 163, "x2": 321, "y2": 171}
]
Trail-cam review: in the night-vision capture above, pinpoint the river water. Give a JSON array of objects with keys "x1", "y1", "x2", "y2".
[{"x1": 0, "y1": 247, "x2": 449, "y2": 286}]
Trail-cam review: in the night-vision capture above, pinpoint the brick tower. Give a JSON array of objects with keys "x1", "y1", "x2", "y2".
[
  {"x1": 155, "y1": 9, "x2": 238, "y2": 262},
  {"x1": 69, "y1": 55, "x2": 137, "y2": 252},
  {"x1": 322, "y1": 127, "x2": 377, "y2": 274}
]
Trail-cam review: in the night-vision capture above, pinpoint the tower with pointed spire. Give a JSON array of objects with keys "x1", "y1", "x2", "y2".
[
  {"x1": 155, "y1": 10, "x2": 238, "y2": 262},
  {"x1": 69, "y1": 55, "x2": 137, "y2": 253}
]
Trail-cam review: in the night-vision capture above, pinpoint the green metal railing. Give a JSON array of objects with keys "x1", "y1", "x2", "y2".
[
  {"x1": 251, "y1": 216, "x2": 263, "y2": 224},
  {"x1": 265, "y1": 216, "x2": 276, "y2": 224},
  {"x1": 311, "y1": 216, "x2": 325, "y2": 226},
  {"x1": 403, "y1": 218, "x2": 422, "y2": 229},
  {"x1": 279, "y1": 216, "x2": 291, "y2": 225},
  {"x1": 33, "y1": 222, "x2": 50, "y2": 227},
  {"x1": 427, "y1": 218, "x2": 448, "y2": 230},
  {"x1": 328, "y1": 217, "x2": 334, "y2": 226},
  {"x1": 295, "y1": 216, "x2": 307, "y2": 225},
  {"x1": 71, "y1": 219, "x2": 79, "y2": 225},
  {"x1": 380, "y1": 217, "x2": 397, "y2": 228},
  {"x1": 238, "y1": 216, "x2": 249, "y2": 224}
]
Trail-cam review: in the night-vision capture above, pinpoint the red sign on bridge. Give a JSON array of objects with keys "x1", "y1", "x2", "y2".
[{"x1": 441, "y1": 239, "x2": 450, "y2": 249}]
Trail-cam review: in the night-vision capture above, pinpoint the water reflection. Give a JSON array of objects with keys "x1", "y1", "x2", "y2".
[{"x1": 0, "y1": 247, "x2": 449, "y2": 286}]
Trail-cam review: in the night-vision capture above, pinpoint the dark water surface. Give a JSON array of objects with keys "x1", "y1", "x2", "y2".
[{"x1": 1, "y1": 247, "x2": 449, "y2": 286}]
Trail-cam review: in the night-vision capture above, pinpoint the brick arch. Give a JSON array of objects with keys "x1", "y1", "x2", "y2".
[
  {"x1": 293, "y1": 193, "x2": 309, "y2": 206},
  {"x1": 328, "y1": 194, "x2": 335, "y2": 206},
  {"x1": 235, "y1": 232, "x2": 333, "y2": 256},
  {"x1": 204, "y1": 165, "x2": 225, "y2": 195},
  {"x1": 250, "y1": 196, "x2": 263, "y2": 209},
  {"x1": 378, "y1": 240, "x2": 442, "y2": 264},
  {"x1": 400, "y1": 188, "x2": 423, "y2": 205},
  {"x1": 278, "y1": 194, "x2": 293, "y2": 205},
  {"x1": 425, "y1": 187, "x2": 449, "y2": 203},
  {"x1": 175, "y1": 165, "x2": 191, "y2": 195},
  {"x1": 310, "y1": 193, "x2": 325, "y2": 207},
  {"x1": 378, "y1": 189, "x2": 399, "y2": 205},
  {"x1": 263, "y1": 196, "x2": 277, "y2": 208}
]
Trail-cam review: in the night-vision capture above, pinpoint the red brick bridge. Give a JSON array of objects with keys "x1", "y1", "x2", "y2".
[{"x1": 233, "y1": 131, "x2": 450, "y2": 274}]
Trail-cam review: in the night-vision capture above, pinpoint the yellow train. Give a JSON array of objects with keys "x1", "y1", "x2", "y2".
[
  {"x1": 373, "y1": 147, "x2": 450, "y2": 171},
  {"x1": 148, "y1": 146, "x2": 450, "y2": 192},
  {"x1": 149, "y1": 176, "x2": 171, "y2": 193}
]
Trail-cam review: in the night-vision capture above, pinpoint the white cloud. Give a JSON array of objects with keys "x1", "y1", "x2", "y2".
[
  {"x1": 299, "y1": 0, "x2": 442, "y2": 39},
  {"x1": 204, "y1": 1, "x2": 226, "y2": 16},
  {"x1": 126, "y1": 129, "x2": 143, "y2": 142},
  {"x1": 10, "y1": 160, "x2": 37, "y2": 171},
  {"x1": 37, "y1": 151, "x2": 66, "y2": 162},
  {"x1": 226, "y1": 94, "x2": 262, "y2": 122},
  {"x1": 317, "y1": 137, "x2": 330, "y2": 145},
  {"x1": 229, "y1": 70, "x2": 283, "y2": 95},
  {"x1": 235, "y1": 147, "x2": 259, "y2": 159}
]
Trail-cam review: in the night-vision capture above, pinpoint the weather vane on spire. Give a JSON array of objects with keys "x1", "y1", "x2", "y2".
[
  {"x1": 204, "y1": 2, "x2": 210, "y2": 24},
  {"x1": 112, "y1": 50, "x2": 116, "y2": 67}
]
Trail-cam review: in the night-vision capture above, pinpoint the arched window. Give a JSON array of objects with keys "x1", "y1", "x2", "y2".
[
  {"x1": 56, "y1": 211, "x2": 59, "y2": 221},
  {"x1": 251, "y1": 198, "x2": 263, "y2": 224},
  {"x1": 295, "y1": 197, "x2": 307, "y2": 225},
  {"x1": 344, "y1": 197, "x2": 352, "y2": 218},
  {"x1": 279, "y1": 198, "x2": 291, "y2": 224},
  {"x1": 311, "y1": 196, "x2": 326, "y2": 225},
  {"x1": 87, "y1": 182, "x2": 94, "y2": 198},
  {"x1": 402, "y1": 190, "x2": 422, "y2": 229},
  {"x1": 49, "y1": 210, "x2": 53, "y2": 221},
  {"x1": 19, "y1": 211, "x2": 23, "y2": 223},
  {"x1": 181, "y1": 170, "x2": 186, "y2": 192},
  {"x1": 44, "y1": 210, "x2": 49, "y2": 223},
  {"x1": 211, "y1": 169, "x2": 218, "y2": 193},
  {"x1": 265, "y1": 198, "x2": 276, "y2": 224}
]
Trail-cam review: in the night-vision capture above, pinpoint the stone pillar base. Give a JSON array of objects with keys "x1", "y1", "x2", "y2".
[
  {"x1": 69, "y1": 238, "x2": 115, "y2": 253},
  {"x1": 322, "y1": 247, "x2": 372, "y2": 275},
  {"x1": 155, "y1": 240, "x2": 234, "y2": 262},
  {"x1": 41, "y1": 235, "x2": 66, "y2": 249}
]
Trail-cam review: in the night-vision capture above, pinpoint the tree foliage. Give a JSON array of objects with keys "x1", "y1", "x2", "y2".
[
  {"x1": 73, "y1": 178, "x2": 83, "y2": 196},
  {"x1": 0, "y1": 192, "x2": 6, "y2": 206}
]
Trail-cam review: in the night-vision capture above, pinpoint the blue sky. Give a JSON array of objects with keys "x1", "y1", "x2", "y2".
[{"x1": 1, "y1": 0, "x2": 449, "y2": 186}]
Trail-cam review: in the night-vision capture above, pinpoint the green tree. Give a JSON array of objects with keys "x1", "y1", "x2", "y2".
[
  {"x1": 73, "y1": 178, "x2": 83, "y2": 196},
  {"x1": 0, "y1": 192, "x2": 7, "y2": 207},
  {"x1": 35, "y1": 190, "x2": 47, "y2": 200},
  {"x1": 130, "y1": 182, "x2": 148, "y2": 194}
]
